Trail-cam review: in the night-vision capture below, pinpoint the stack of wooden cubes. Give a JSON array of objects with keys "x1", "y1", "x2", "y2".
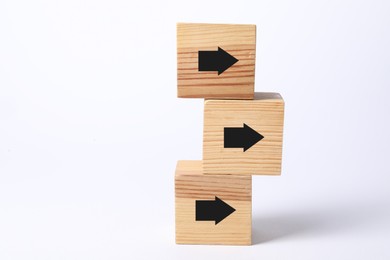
[{"x1": 175, "y1": 23, "x2": 285, "y2": 245}]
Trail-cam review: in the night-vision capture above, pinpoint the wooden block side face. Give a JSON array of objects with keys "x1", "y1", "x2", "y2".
[
  {"x1": 175, "y1": 160, "x2": 252, "y2": 245},
  {"x1": 203, "y1": 92, "x2": 285, "y2": 175},
  {"x1": 177, "y1": 23, "x2": 256, "y2": 99}
]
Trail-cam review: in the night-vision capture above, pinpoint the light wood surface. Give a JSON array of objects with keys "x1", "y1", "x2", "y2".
[
  {"x1": 177, "y1": 23, "x2": 256, "y2": 99},
  {"x1": 175, "y1": 160, "x2": 252, "y2": 245},
  {"x1": 203, "y1": 92, "x2": 285, "y2": 175}
]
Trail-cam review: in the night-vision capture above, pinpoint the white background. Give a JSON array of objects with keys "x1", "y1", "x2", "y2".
[{"x1": 1, "y1": 0, "x2": 390, "y2": 259}]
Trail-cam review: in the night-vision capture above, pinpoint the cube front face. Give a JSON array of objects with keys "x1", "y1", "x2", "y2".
[
  {"x1": 177, "y1": 23, "x2": 256, "y2": 99},
  {"x1": 175, "y1": 160, "x2": 252, "y2": 245},
  {"x1": 203, "y1": 92, "x2": 285, "y2": 176}
]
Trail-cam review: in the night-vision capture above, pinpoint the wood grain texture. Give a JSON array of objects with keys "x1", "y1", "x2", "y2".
[
  {"x1": 175, "y1": 160, "x2": 252, "y2": 245},
  {"x1": 177, "y1": 23, "x2": 256, "y2": 99},
  {"x1": 203, "y1": 92, "x2": 285, "y2": 175}
]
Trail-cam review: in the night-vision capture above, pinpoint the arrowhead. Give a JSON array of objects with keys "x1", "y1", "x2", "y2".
[
  {"x1": 217, "y1": 47, "x2": 238, "y2": 75},
  {"x1": 242, "y1": 124, "x2": 264, "y2": 152},
  {"x1": 214, "y1": 196, "x2": 236, "y2": 225}
]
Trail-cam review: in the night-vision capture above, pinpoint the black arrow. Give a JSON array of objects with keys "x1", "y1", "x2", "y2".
[
  {"x1": 196, "y1": 196, "x2": 235, "y2": 225},
  {"x1": 198, "y1": 47, "x2": 238, "y2": 75},
  {"x1": 224, "y1": 123, "x2": 264, "y2": 152}
]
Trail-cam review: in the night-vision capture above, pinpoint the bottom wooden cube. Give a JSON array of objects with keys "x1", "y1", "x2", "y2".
[{"x1": 175, "y1": 160, "x2": 252, "y2": 245}]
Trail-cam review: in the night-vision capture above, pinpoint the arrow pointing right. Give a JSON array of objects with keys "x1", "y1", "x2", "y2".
[
  {"x1": 196, "y1": 197, "x2": 236, "y2": 225},
  {"x1": 224, "y1": 123, "x2": 264, "y2": 152},
  {"x1": 198, "y1": 47, "x2": 238, "y2": 75}
]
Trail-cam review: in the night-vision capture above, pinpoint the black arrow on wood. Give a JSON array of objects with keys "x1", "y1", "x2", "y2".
[
  {"x1": 198, "y1": 47, "x2": 238, "y2": 75},
  {"x1": 224, "y1": 123, "x2": 264, "y2": 152},
  {"x1": 195, "y1": 196, "x2": 235, "y2": 225}
]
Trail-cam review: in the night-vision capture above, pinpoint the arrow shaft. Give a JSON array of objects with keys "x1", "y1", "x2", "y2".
[
  {"x1": 198, "y1": 51, "x2": 219, "y2": 71},
  {"x1": 196, "y1": 200, "x2": 216, "y2": 221},
  {"x1": 224, "y1": 127, "x2": 245, "y2": 148}
]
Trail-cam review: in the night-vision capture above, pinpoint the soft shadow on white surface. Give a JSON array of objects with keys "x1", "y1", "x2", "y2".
[{"x1": 253, "y1": 198, "x2": 390, "y2": 244}]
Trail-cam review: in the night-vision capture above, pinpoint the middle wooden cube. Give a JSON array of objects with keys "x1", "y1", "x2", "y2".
[{"x1": 203, "y1": 92, "x2": 285, "y2": 176}]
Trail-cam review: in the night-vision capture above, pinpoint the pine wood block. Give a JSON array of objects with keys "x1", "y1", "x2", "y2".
[
  {"x1": 203, "y1": 92, "x2": 285, "y2": 175},
  {"x1": 177, "y1": 23, "x2": 256, "y2": 99},
  {"x1": 175, "y1": 160, "x2": 252, "y2": 245}
]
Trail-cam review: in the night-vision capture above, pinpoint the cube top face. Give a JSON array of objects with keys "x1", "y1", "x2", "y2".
[
  {"x1": 203, "y1": 92, "x2": 285, "y2": 176},
  {"x1": 177, "y1": 23, "x2": 256, "y2": 99},
  {"x1": 175, "y1": 160, "x2": 252, "y2": 245}
]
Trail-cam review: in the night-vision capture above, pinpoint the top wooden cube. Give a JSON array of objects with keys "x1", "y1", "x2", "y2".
[{"x1": 177, "y1": 23, "x2": 256, "y2": 99}]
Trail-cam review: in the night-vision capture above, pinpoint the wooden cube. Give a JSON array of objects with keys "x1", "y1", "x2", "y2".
[
  {"x1": 203, "y1": 92, "x2": 285, "y2": 175},
  {"x1": 177, "y1": 23, "x2": 256, "y2": 99},
  {"x1": 175, "y1": 160, "x2": 252, "y2": 245}
]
